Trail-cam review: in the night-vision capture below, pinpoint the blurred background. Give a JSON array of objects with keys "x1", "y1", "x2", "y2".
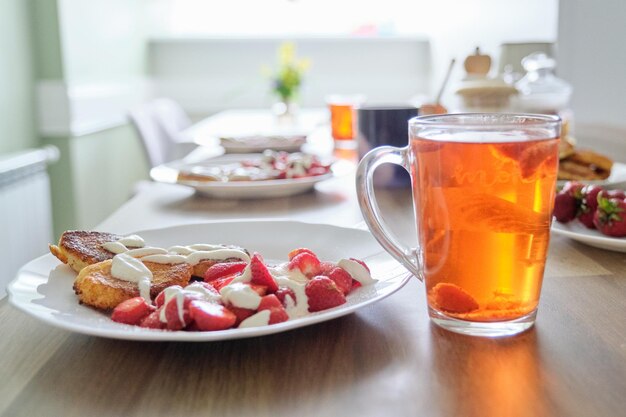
[{"x1": 1, "y1": 0, "x2": 625, "y2": 286}]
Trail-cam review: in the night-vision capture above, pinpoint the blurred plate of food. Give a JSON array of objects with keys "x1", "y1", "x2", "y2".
[
  {"x1": 151, "y1": 150, "x2": 334, "y2": 199},
  {"x1": 557, "y1": 137, "x2": 626, "y2": 185}
]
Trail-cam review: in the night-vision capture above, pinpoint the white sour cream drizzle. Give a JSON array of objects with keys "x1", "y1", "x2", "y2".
[
  {"x1": 337, "y1": 259, "x2": 376, "y2": 285},
  {"x1": 118, "y1": 235, "x2": 145, "y2": 247},
  {"x1": 220, "y1": 283, "x2": 262, "y2": 310},
  {"x1": 106, "y1": 237, "x2": 249, "y2": 302},
  {"x1": 239, "y1": 310, "x2": 271, "y2": 328},
  {"x1": 269, "y1": 263, "x2": 309, "y2": 318},
  {"x1": 111, "y1": 253, "x2": 152, "y2": 300}
]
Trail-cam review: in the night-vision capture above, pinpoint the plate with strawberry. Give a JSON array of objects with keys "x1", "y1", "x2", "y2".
[
  {"x1": 151, "y1": 151, "x2": 336, "y2": 199},
  {"x1": 8, "y1": 221, "x2": 412, "y2": 341},
  {"x1": 551, "y1": 181, "x2": 626, "y2": 252}
]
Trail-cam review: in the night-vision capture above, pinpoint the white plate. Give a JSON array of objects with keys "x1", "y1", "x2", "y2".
[
  {"x1": 551, "y1": 221, "x2": 626, "y2": 252},
  {"x1": 150, "y1": 154, "x2": 334, "y2": 199},
  {"x1": 8, "y1": 221, "x2": 412, "y2": 342},
  {"x1": 220, "y1": 136, "x2": 306, "y2": 153}
]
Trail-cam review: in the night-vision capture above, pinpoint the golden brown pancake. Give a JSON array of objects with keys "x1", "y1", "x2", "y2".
[
  {"x1": 73, "y1": 259, "x2": 192, "y2": 310},
  {"x1": 558, "y1": 149, "x2": 613, "y2": 180},
  {"x1": 49, "y1": 230, "x2": 133, "y2": 273}
]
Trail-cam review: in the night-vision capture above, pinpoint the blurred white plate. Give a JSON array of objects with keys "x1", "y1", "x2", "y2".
[
  {"x1": 150, "y1": 153, "x2": 334, "y2": 199},
  {"x1": 8, "y1": 221, "x2": 411, "y2": 342},
  {"x1": 552, "y1": 221, "x2": 626, "y2": 252},
  {"x1": 220, "y1": 136, "x2": 306, "y2": 153}
]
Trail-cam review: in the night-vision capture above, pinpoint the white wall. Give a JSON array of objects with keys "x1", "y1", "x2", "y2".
[
  {"x1": 557, "y1": 0, "x2": 626, "y2": 154},
  {"x1": 149, "y1": 37, "x2": 431, "y2": 115}
]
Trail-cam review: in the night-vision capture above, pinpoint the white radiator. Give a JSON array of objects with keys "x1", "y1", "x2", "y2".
[{"x1": 0, "y1": 146, "x2": 58, "y2": 298}]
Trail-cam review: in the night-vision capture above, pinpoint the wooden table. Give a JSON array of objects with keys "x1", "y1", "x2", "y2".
[{"x1": 2, "y1": 154, "x2": 626, "y2": 417}]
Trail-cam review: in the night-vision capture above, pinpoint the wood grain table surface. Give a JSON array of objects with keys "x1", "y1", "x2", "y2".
[{"x1": 2, "y1": 152, "x2": 626, "y2": 417}]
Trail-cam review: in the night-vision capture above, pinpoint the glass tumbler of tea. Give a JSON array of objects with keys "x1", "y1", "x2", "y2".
[
  {"x1": 356, "y1": 113, "x2": 561, "y2": 337},
  {"x1": 327, "y1": 95, "x2": 365, "y2": 147}
]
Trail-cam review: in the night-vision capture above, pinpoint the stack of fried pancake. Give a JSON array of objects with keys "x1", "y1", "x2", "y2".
[
  {"x1": 558, "y1": 138, "x2": 613, "y2": 181},
  {"x1": 50, "y1": 230, "x2": 246, "y2": 311}
]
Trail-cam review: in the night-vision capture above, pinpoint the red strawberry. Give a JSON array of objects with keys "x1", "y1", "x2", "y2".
[
  {"x1": 163, "y1": 293, "x2": 198, "y2": 330},
  {"x1": 288, "y1": 247, "x2": 316, "y2": 260},
  {"x1": 209, "y1": 275, "x2": 236, "y2": 292},
  {"x1": 308, "y1": 166, "x2": 329, "y2": 176},
  {"x1": 553, "y1": 191, "x2": 578, "y2": 223},
  {"x1": 250, "y1": 252, "x2": 278, "y2": 293},
  {"x1": 351, "y1": 280, "x2": 362, "y2": 289},
  {"x1": 578, "y1": 185, "x2": 604, "y2": 228},
  {"x1": 600, "y1": 189, "x2": 626, "y2": 200},
  {"x1": 258, "y1": 294, "x2": 282, "y2": 310},
  {"x1": 305, "y1": 276, "x2": 347, "y2": 312},
  {"x1": 349, "y1": 258, "x2": 370, "y2": 273},
  {"x1": 139, "y1": 310, "x2": 166, "y2": 329},
  {"x1": 189, "y1": 300, "x2": 237, "y2": 331},
  {"x1": 257, "y1": 295, "x2": 289, "y2": 324},
  {"x1": 562, "y1": 181, "x2": 585, "y2": 199},
  {"x1": 288, "y1": 252, "x2": 321, "y2": 278},
  {"x1": 319, "y1": 261, "x2": 336, "y2": 275},
  {"x1": 593, "y1": 196, "x2": 626, "y2": 237},
  {"x1": 227, "y1": 305, "x2": 256, "y2": 325},
  {"x1": 326, "y1": 267, "x2": 352, "y2": 295},
  {"x1": 154, "y1": 290, "x2": 166, "y2": 308},
  {"x1": 275, "y1": 287, "x2": 296, "y2": 307},
  {"x1": 204, "y1": 261, "x2": 247, "y2": 282},
  {"x1": 248, "y1": 283, "x2": 268, "y2": 296},
  {"x1": 111, "y1": 297, "x2": 156, "y2": 325}
]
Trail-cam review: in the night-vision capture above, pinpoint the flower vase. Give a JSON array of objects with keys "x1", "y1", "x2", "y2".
[{"x1": 272, "y1": 99, "x2": 298, "y2": 121}]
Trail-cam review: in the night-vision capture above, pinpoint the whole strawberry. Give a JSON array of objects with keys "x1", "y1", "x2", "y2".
[
  {"x1": 577, "y1": 184, "x2": 604, "y2": 228},
  {"x1": 593, "y1": 196, "x2": 626, "y2": 237},
  {"x1": 554, "y1": 181, "x2": 584, "y2": 223}
]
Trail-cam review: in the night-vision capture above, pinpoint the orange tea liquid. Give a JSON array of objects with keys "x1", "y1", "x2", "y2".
[
  {"x1": 411, "y1": 135, "x2": 559, "y2": 322},
  {"x1": 330, "y1": 104, "x2": 355, "y2": 141}
]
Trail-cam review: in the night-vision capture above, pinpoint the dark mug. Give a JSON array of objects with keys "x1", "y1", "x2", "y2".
[{"x1": 356, "y1": 106, "x2": 419, "y2": 187}]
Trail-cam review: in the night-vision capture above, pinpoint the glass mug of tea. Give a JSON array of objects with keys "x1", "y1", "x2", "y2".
[{"x1": 356, "y1": 113, "x2": 561, "y2": 337}]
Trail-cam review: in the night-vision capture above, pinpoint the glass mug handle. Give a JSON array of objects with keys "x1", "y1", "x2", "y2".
[{"x1": 355, "y1": 145, "x2": 422, "y2": 280}]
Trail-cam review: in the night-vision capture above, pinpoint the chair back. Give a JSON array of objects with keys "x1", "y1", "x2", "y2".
[{"x1": 129, "y1": 99, "x2": 192, "y2": 167}]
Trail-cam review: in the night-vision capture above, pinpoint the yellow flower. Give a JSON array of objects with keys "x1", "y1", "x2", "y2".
[{"x1": 267, "y1": 42, "x2": 310, "y2": 102}]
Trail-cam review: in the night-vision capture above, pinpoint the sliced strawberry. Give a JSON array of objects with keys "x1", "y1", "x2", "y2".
[
  {"x1": 154, "y1": 290, "x2": 166, "y2": 308},
  {"x1": 319, "y1": 261, "x2": 336, "y2": 275},
  {"x1": 250, "y1": 252, "x2": 278, "y2": 293},
  {"x1": 164, "y1": 293, "x2": 198, "y2": 330},
  {"x1": 258, "y1": 294, "x2": 283, "y2": 310},
  {"x1": 351, "y1": 280, "x2": 362, "y2": 289},
  {"x1": 111, "y1": 297, "x2": 156, "y2": 325},
  {"x1": 275, "y1": 287, "x2": 296, "y2": 307},
  {"x1": 203, "y1": 261, "x2": 248, "y2": 282},
  {"x1": 305, "y1": 276, "x2": 347, "y2": 312},
  {"x1": 288, "y1": 252, "x2": 321, "y2": 278},
  {"x1": 258, "y1": 295, "x2": 289, "y2": 324},
  {"x1": 226, "y1": 305, "x2": 256, "y2": 325},
  {"x1": 248, "y1": 283, "x2": 268, "y2": 296},
  {"x1": 209, "y1": 275, "x2": 236, "y2": 292},
  {"x1": 349, "y1": 258, "x2": 370, "y2": 273},
  {"x1": 308, "y1": 166, "x2": 329, "y2": 176},
  {"x1": 327, "y1": 267, "x2": 352, "y2": 295},
  {"x1": 288, "y1": 248, "x2": 316, "y2": 260},
  {"x1": 139, "y1": 309, "x2": 166, "y2": 329},
  {"x1": 189, "y1": 300, "x2": 237, "y2": 331}
]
